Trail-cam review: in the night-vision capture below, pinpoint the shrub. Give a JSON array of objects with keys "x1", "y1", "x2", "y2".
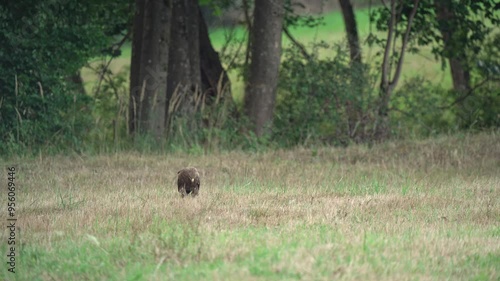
[
  {"x1": 0, "y1": 0, "x2": 128, "y2": 156},
  {"x1": 275, "y1": 43, "x2": 378, "y2": 146},
  {"x1": 0, "y1": 78, "x2": 93, "y2": 156}
]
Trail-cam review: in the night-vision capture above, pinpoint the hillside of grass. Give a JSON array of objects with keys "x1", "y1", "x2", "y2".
[
  {"x1": 2, "y1": 131, "x2": 498, "y2": 280},
  {"x1": 81, "y1": 9, "x2": 452, "y2": 103}
]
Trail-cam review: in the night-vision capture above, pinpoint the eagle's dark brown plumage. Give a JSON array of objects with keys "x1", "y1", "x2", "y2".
[{"x1": 177, "y1": 167, "x2": 200, "y2": 197}]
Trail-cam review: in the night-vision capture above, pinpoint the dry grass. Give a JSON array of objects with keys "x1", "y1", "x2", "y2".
[{"x1": 1, "y1": 132, "x2": 499, "y2": 280}]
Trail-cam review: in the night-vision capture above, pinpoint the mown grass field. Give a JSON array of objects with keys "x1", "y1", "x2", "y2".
[
  {"x1": 81, "y1": 8, "x2": 453, "y2": 103},
  {"x1": 1, "y1": 132, "x2": 499, "y2": 280}
]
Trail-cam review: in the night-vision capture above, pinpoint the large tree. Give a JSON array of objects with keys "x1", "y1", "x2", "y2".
[
  {"x1": 130, "y1": 0, "x2": 233, "y2": 139},
  {"x1": 392, "y1": 0, "x2": 498, "y2": 96},
  {"x1": 244, "y1": 0, "x2": 285, "y2": 137},
  {"x1": 370, "y1": 0, "x2": 499, "y2": 136},
  {"x1": 433, "y1": 0, "x2": 470, "y2": 93},
  {"x1": 166, "y1": 0, "x2": 201, "y2": 122},
  {"x1": 129, "y1": 0, "x2": 171, "y2": 140},
  {"x1": 424, "y1": 0, "x2": 498, "y2": 96}
]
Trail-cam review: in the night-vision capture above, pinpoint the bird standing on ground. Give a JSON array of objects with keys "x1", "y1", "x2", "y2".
[{"x1": 177, "y1": 167, "x2": 200, "y2": 197}]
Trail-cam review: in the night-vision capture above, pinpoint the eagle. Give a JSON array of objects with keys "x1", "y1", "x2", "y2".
[{"x1": 177, "y1": 167, "x2": 200, "y2": 197}]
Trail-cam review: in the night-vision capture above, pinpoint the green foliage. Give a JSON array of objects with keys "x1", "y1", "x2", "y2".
[
  {"x1": 0, "y1": 78, "x2": 94, "y2": 156},
  {"x1": 391, "y1": 77, "x2": 458, "y2": 136},
  {"x1": 87, "y1": 65, "x2": 130, "y2": 153},
  {"x1": 418, "y1": 0, "x2": 498, "y2": 62},
  {"x1": 0, "y1": 0, "x2": 130, "y2": 156},
  {"x1": 275, "y1": 43, "x2": 378, "y2": 146},
  {"x1": 284, "y1": 0, "x2": 325, "y2": 29},
  {"x1": 390, "y1": 32, "x2": 500, "y2": 136},
  {"x1": 458, "y1": 33, "x2": 500, "y2": 129},
  {"x1": 367, "y1": 0, "x2": 499, "y2": 137},
  {"x1": 368, "y1": 0, "x2": 499, "y2": 61}
]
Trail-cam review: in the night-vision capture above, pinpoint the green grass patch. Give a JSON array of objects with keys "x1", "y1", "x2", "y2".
[{"x1": 8, "y1": 223, "x2": 499, "y2": 280}]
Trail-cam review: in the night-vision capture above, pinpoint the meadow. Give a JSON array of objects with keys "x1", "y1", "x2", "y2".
[{"x1": 1, "y1": 132, "x2": 499, "y2": 280}]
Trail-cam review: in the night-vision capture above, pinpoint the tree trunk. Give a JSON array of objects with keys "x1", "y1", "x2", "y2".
[
  {"x1": 129, "y1": 0, "x2": 171, "y2": 140},
  {"x1": 244, "y1": 0, "x2": 285, "y2": 137},
  {"x1": 166, "y1": 0, "x2": 201, "y2": 123},
  {"x1": 338, "y1": 0, "x2": 362, "y2": 65},
  {"x1": 198, "y1": 7, "x2": 233, "y2": 106},
  {"x1": 434, "y1": 1, "x2": 471, "y2": 93},
  {"x1": 375, "y1": 0, "x2": 420, "y2": 140},
  {"x1": 129, "y1": 0, "x2": 145, "y2": 135},
  {"x1": 376, "y1": 83, "x2": 393, "y2": 140},
  {"x1": 448, "y1": 59, "x2": 471, "y2": 92},
  {"x1": 338, "y1": 0, "x2": 363, "y2": 140}
]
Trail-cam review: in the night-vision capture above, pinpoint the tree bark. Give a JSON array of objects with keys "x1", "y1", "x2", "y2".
[
  {"x1": 434, "y1": 1, "x2": 471, "y2": 93},
  {"x1": 128, "y1": 0, "x2": 145, "y2": 134},
  {"x1": 338, "y1": 0, "x2": 362, "y2": 65},
  {"x1": 448, "y1": 59, "x2": 471, "y2": 92},
  {"x1": 166, "y1": 0, "x2": 201, "y2": 121},
  {"x1": 129, "y1": 0, "x2": 171, "y2": 140},
  {"x1": 376, "y1": 0, "x2": 420, "y2": 140},
  {"x1": 244, "y1": 0, "x2": 285, "y2": 137},
  {"x1": 242, "y1": 0, "x2": 253, "y2": 69},
  {"x1": 338, "y1": 0, "x2": 363, "y2": 140},
  {"x1": 198, "y1": 7, "x2": 233, "y2": 106}
]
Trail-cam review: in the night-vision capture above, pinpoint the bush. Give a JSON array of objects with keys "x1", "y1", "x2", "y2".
[
  {"x1": 390, "y1": 33, "x2": 500, "y2": 137},
  {"x1": 0, "y1": 0, "x2": 128, "y2": 156},
  {"x1": 0, "y1": 78, "x2": 93, "y2": 156},
  {"x1": 456, "y1": 33, "x2": 500, "y2": 130},
  {"x1": 390, "y1": 77, "x2": 458, "y2": 137},
  {"x1": 275, "y1": 43, "x2": 378, "y2": 146}
]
